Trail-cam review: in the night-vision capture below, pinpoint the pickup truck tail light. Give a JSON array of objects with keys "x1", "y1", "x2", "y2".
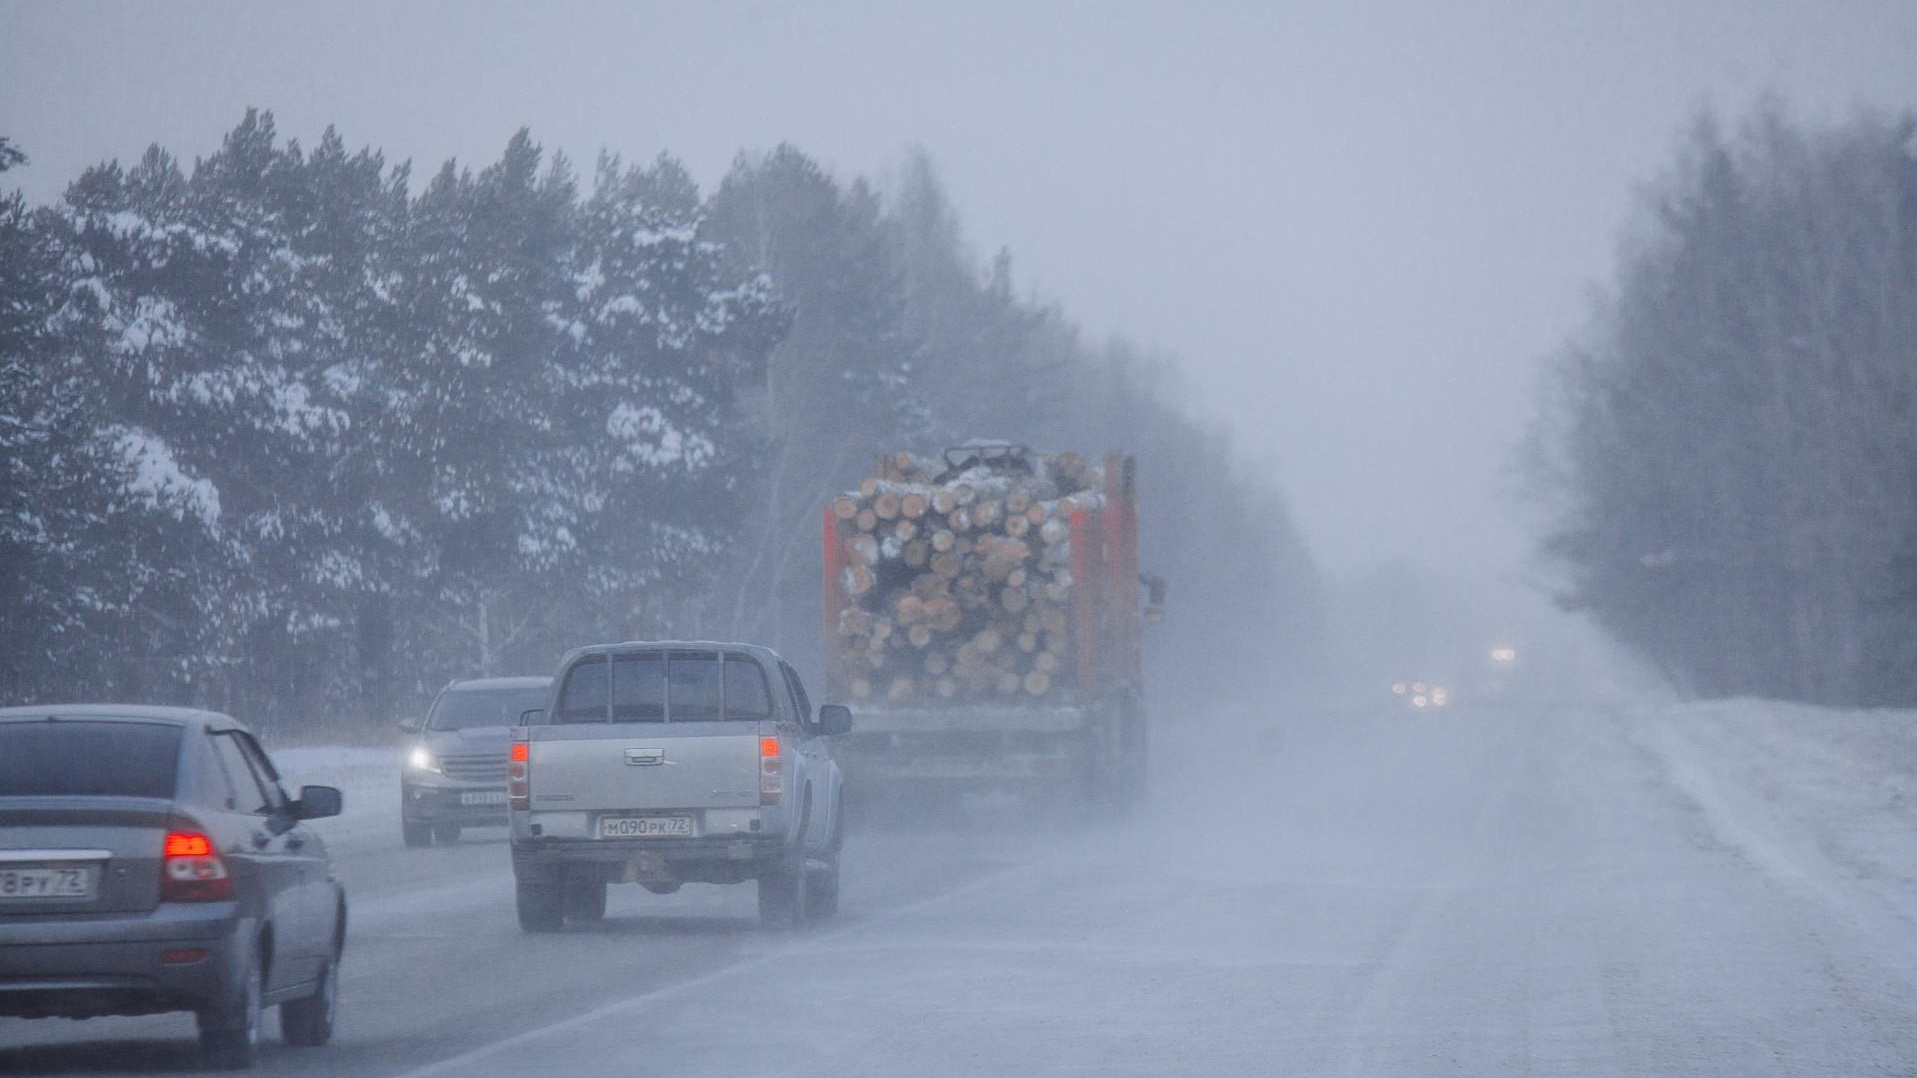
[
  {"x1": 508, "y1": 735, "x2": 531, "y2": 810},
  {"x1": 160, "y1": 831, "x2": 232, "y2": 902},
  {"x1": 760, "y1": 736, "x2": 782, "y2": 806}
]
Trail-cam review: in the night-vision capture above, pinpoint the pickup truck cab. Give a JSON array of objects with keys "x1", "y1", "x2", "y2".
[{"x1": 508, "y1": 642, "x2": 852, "y2": 930}]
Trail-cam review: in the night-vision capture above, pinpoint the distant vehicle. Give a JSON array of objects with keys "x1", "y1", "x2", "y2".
[
  {"x1": 823, "y1": 446, "x2": 1159, "y2": 814},
  {"x1": 397, "y1": 676, "x2": 552, "y2": 848},
  {"x1": 0, "y1": 705, "x2": 346, "y2": 1069},
  {"x1": 1389, "y1": 680, "x2": 1451, "y2": 710},
  {"x1": 508, "y1": 643, "x2": 852, "y2": 930}
]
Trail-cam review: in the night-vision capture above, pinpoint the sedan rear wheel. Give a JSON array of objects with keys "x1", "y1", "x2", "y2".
[
  {"x1": 279, "y1": 946, "x2": 339, "y2": 1047},
  {"x1": 198, "y1": 946, "x2": 263, "y2": 1069}
]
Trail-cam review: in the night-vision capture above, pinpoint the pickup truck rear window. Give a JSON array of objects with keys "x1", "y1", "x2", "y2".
[
  {"x1": 0, "y1": 720, "x2": 181, "y2": 798},
  {"x1": 612, "y1": 654, "x2": 666, "y2": 720},
  {"x1": 724, "y1": 660, "x2": 775, "y2": 719},
  {"x1": 554, "y1": 652, "x2": 775, "y2": 722}
]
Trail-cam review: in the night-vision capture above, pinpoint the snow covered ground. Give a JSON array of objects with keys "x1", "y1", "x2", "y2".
[
  {"x1": 4, "y1": 698, "x2": 1914, "y2": 1076},
  {"x1": 268, "y1": 745, "x2": 403, "y2": 850}
]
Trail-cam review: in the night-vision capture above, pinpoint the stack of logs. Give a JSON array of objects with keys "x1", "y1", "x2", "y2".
[{"x1": 831, "y1": 450, "x2": 1105, "y2": 704}]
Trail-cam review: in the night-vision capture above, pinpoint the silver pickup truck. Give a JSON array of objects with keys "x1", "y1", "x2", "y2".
[{"x1": 507, "y1": 641, "x2": 852, "y2": 931}]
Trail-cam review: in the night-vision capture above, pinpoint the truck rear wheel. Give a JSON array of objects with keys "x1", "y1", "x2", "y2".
[
  {"x1": 757, "y1": 864, "x2": 807, "y2": 929},
  {"x1": 804, "y1": 799, "x2": 845, "y2": 921},
  {"x1": 804, "y1": 858, "x2": 840, "y2": 921},
  {"x1": 563, "y1": 877, "x2": 608, "y2": 923},
  {"x1": 515, "y1": 868, "x2": 565, "y2": 933}
]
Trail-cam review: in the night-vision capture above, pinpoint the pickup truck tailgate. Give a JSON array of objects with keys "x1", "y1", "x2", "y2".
[{"x1": 527, "y1": 723, "x2": 763, "y2": 812}]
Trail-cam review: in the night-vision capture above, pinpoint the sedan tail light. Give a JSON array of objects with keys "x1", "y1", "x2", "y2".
[{"x1": 160, "y1": 831, "x2": 232, "y2": 902}]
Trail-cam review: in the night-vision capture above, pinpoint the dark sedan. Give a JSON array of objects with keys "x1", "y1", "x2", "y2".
[{"x1": 0, "y1": 705, "x2": 345, "y2": 1069}]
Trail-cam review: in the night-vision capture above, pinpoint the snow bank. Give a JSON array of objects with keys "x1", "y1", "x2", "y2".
[
  {"x1": 1622, "y1": 697, "x2": 1917, "y2": 933},
  {"x1": 265, "y1": 745, "x2": 400, "y2": 848}
]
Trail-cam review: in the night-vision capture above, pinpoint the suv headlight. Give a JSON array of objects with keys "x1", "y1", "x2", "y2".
[{"x1": 407, "y1": 745, "x2": 441, "y2": 774}]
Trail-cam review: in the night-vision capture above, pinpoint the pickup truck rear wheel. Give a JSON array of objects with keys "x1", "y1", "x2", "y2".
[
  {"x1": 757, "y1": 864, "x2": 807, "y2": 929},
  {"x1": 804, "y1": 855, "x2": 840, "y2": 922},
  {"x1": 804, "y1": 797, "x2": 845, "y2": 921},
  {"x1": 563, "y1": 877, "x2": 607, "y2": 923},
  {"x1": 515, "y1": 868, "x2": 565, "y2": 933}
]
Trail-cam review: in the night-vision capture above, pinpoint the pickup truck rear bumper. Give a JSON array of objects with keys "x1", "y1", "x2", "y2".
[{"x1": 511, "y1": 835, "x2": 785, "y2": 875}]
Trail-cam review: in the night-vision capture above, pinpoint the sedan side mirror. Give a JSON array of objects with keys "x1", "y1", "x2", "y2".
[
  {"x1": 293, "y1": 785, "x2": 343, "y2": 821},
  {"x1": 397, "y1": 716, "x2": 421, "y2": 735},
  {"x1": 816, "y1": 704, "x2": 853, "y2": 737}
]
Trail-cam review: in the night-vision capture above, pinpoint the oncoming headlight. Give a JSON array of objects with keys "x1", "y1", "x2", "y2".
[{"x1": 407, "y1": 745, "x2": 440, "y2": 774}]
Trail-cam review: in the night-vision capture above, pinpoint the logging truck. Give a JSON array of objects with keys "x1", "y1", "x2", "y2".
[{"x1": 822, "y1": 444, "x2": 1160, "y2": 812}]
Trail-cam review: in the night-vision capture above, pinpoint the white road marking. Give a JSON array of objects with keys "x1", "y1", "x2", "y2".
[{"x1": 387, "y1": 859, "x2": 1041, "y2": 1078}]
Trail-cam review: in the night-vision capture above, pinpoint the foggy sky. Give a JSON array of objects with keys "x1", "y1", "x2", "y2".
[{"x1": 5, "y1": 0, "x2": 1914, "y2": 590}]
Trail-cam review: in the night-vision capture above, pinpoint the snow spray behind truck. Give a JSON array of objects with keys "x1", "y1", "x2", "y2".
[{"x1": 822, "y1": 444, "x2": 1162, "y2": 812}]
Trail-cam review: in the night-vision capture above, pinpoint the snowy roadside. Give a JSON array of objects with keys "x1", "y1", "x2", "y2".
[
  {"x1": 261, "y1": 745, "x2": 402, "y2": 850},
  {"x1": 1622, "y1": 697, "x2": 1917, "y2": 931}
]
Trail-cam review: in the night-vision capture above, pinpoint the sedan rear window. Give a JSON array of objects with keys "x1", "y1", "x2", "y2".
[{"x1": 0, "y1": 721, "x2": 182, "y2": 798}]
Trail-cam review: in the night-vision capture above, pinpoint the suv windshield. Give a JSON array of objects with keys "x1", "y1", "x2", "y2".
[
  {"x1": 555, "y1": 652, "x2": 775, "y2": 723},
  {"x1": 0, "y1": 720, "x2": 182, "y2": 798},
  {"x1": 429, "y1": 686, "x2": 551, "y2": 731}
]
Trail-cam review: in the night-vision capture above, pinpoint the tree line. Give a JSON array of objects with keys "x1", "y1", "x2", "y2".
[
  {"x1": 1528, "y1": 103, "x2": 1917, "y2": 706},
  {"x1": 0, "y1": 113, "x2": 1316, "y2": 730}
]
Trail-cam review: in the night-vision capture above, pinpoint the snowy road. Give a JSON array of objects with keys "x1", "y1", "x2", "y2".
[{"x1": 4, "y1": 701, "x2": 1915, "y2": 1076}]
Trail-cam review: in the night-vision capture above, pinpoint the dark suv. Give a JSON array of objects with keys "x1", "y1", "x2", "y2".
[
  {"x1": 398, "y1": 677, "x2": 551, "y2": 847},
  {"x1": 0, "y1": 705, "x2": 346, "y2": 1069}
]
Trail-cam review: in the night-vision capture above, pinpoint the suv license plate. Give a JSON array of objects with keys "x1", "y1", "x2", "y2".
[
  {"x1": 460, "y1": 790, "x2": 508, "y2": 807},
  {"x1": 0, "y1": 867, "x2": 95, "y2": 899},
  {"x1": 598, "y1": 816, "x2": 694, "y2": 839}
]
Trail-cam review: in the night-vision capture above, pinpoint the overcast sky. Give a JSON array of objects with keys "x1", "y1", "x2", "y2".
[{"x1": 5, "y1": 0, "x2": 1915, "y2": 591}]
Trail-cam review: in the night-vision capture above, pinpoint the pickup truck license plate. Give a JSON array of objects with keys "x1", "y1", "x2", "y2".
[
  {"x1": 460, "y1": 790, "x2": 508, "y2": 807},
  {"x1": 598, "y1": 816, "x2": 694, "y2": 838},
  {"x1": 0, "y1": 866, "x2": 94, "y2": 899}
]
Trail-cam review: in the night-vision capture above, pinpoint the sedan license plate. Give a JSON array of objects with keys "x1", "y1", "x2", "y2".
[
  {"x1": 598, "y1": 816, "x2": 694, "y2": 839},
  {"x1": 460, "y1": 790, "x2": 508, "y2": 807},
  {"x1": 0, "y1": 866, "x2": 95, "y2": 899}
]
